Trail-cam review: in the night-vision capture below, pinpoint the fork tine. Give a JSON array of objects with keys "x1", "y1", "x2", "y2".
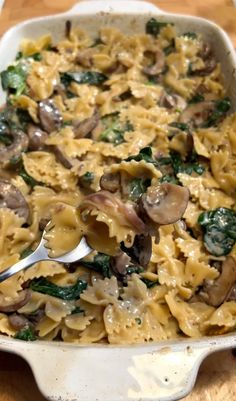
[{"x1": 50, "y1": 237, "x2": 92, "y2": 263}]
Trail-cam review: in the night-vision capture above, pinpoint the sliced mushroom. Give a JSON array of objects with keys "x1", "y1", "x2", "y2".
[
  {"x1": 38, "y1": 99, "x2": 63, "y2": 133},
  {"x1": 179, "y1": 101, "x2": 214, "y2": 127},
  {"x1": 73, "y1": 109, "x2": 100, "y2": 139},
  {"x1": 0, "y1": 290, "x2": 31, "y2": 313},
  {"x1": 199, "y1": 256, "x2": 236, "y2": 307},
  {"x1": 190, "y1": 58, "x2": 217, "y2": 77},
  {"x1": 27, "y1": 124, "x2": 48, "y2": 151},
  {"x1": 105, "y1": 61, "x2": 127, "y2": 75},
  {"x1": 100, "y1": 172, "x2": 120, "y2": 193},
  {"x1": 76, "y1": 48, "x2": 95, "y2": 68},
  {"x1": 51, "y1": 145, "x2": 73, "y2": 169},
  {"x1": 160, "y1": 93, "x2": 187, "y2": 111},
  {"x1": 143, "y1": 50, "x2": 165, "y2": 76},
  {"x1": 111, "y1": 251, "x2": 131, "y2": 276},
  {"x1": 80, "y1": 190, "x2": 146, "y2": 234},
  {"x1": 169, "y1": 131, "x2": 194, "y2": 158},
  {"x1": 121, "y1": 233, "x2": 152, "y2": 268},
  {"x1": 141, "y1": 183, "x2": 189, "y2": 225},
  {"x1": 0, "y1": 130, "x2": 28, "y2": 166},
  {"x1": 9, "y1": 313, "x2": 30, "y2": 330},
  {"x1": 0, "y1": 180, "x2": 30, "y2": 222}
]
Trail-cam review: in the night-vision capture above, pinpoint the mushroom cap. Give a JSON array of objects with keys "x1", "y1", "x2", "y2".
[
  {"x1": 0, "y1": 130, "x2": 29, "y2": 166},
  {"x1": 143, "y1": 49, "x2": 165, "y2": 76},
  {"x1": 141, "y1": 183, "x2": 189, "y2": 225},
  {"x1": 179, "y1": 101, "x2": 214, "y2": 127},
  {"x1": 0, "y1": 289, "x2": 31, "y2": 313},
  {"x1": 38, "y1": 99, "x2": 62, "y2": 133},
  {"x1": 121, "y1": 233, "x2": 152, "y2": 268},
  {"x1": 73, "y1": 108, "x2": 100, "y2": 139},
  {"x1": 27, "y1": 124, "x2": 48, "y2": 151},
  {"x1": 0, "y1": 179, "x2": 30, "y2": 222},
  {"x1": 200, "y1": 256, "x2": 236, "y2": 307},
  {"x1": 100, "y1": 172, "x2": 120, "y2": 193}
]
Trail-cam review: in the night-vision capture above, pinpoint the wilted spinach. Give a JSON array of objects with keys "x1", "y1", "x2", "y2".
[
  {"x1": 1, "y1": 63, "x2": 28, "y2": 96},
  {"x1": 198, "y1": 207, "x2": 236, "y2": 256},
  {"x1": 61, "y1": 71, "x2": 107, "y2": 86},
  {"x1": 204, "y1": 97, "x2": 231, "y2": 127},
  {"x1": 99, "y1": 115, "x2": 132, "y2": 145},
  {"x1": 30, "y1": 277, "x2": 87, "y2": 300},
  {"x1": 128, "y1": 178, "x2": 151, "y2": 201},
  {"x1": 15, "y1": 327, "x2": 37, "y2": 341},
  {"x1": 81, "y1": 253, "x2": 112, "y2": 278},
  {"x1": 146, "y1": 18, "x2": 169, "y2": 36},
  {"x1": 125, "y1": 147, "x2": 159, "y2": 166}
]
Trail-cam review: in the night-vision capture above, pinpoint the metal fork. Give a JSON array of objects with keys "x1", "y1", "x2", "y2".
[{"x1": 0, "y1": 225, "x2": 92, "y2": 283}]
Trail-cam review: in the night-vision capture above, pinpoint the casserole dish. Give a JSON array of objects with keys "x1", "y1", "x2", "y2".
[{"x1": 0, "y1": 1, "x2": 236, "y2": 400}]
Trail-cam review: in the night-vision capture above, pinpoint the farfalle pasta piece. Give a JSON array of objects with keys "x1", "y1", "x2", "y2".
[
  {"x1": 45, "y1": 297, "x2": 74, "y2": 322},
  {"x1": 44, "y1": 204, "x2": 83, "y2": 257},
  {"x1": 80, "y1": 276, "x2": 119, "y2": 306},
  {"x1": 79, "y1": 190, "x2": 146, "y2": 247},
  {"x1": 36, "y1": 316, "x2": 60, "y2": 337},
  {"x1": 203, "y1": 302, "x2": 236, "y2": 334},
  {"x1": 22, "y1": 152, "x2": 77, "y2": 190},
  {"x1": 165, "y1": 290, "x2": 215, "y2": 337},
  {"x1": 184, "y1": 258, "x2": 219, "y2": 287},
  {"x1": 211, "y1": 150, "x2": 236, "y2": 195},
  {"x1": 0, "y1": 313, "x2": 16, "y2": 336},
  {"x1": 23, "y1": 261, "x2": 66, "y2": 281},
  {"x1": 27, "y1": 61, "x2": 60, "y2": 101},
  {"x1": 46, "y1": 127, "x2": 93, "y2": 158},
  {"x1": 20, "y1": 34, "x2": 52, "y2": 56}
]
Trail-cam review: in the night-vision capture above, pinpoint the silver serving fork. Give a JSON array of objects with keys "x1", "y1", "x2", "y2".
[{"x1": 0, "y1": 224, "x2": 92, "y2": 283}]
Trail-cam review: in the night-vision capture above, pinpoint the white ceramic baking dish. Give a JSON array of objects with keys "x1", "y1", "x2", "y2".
[{"x1": 0, "y1": 1, "x2": 236, "y2": 400}]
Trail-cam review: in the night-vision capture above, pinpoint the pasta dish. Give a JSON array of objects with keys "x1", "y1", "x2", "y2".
[{"x1": 0, "y1": 18, "x2": 235, "y2": 343}]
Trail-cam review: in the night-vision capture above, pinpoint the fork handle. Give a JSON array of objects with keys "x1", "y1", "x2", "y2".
[{"x1": 0, "y1": 251, "x2": 43, "y2": 283}]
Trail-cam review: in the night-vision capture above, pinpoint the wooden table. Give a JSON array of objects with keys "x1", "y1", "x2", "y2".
[{"x1": 1, "y1": 1, "x2": 236, "y2": 400}]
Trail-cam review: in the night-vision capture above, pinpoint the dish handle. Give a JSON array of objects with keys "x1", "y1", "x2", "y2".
[
  {"x1": 0, "y1": 337, "x2": 230, "y2": 401},
  {"x1": 66, "y1": 0, "x2": 163, "y2": 15}
]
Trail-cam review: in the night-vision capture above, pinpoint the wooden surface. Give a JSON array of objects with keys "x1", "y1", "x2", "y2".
[{"x1": 0, "y1": 1, "x2": 236, "y2": 400}]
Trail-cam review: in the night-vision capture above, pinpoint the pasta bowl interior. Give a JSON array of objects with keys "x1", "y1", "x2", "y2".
[{"x1": 0, "y1": 1, "x2": 235, "y2": 400}]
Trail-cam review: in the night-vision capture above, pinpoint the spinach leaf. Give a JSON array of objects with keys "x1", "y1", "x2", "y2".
[
  {"x1": 182, "y1": 32, "x2": 198, "y2": 39},
  {"x1": 1, "y1": 63, "x2": 27, "y2": 96},
  {"x1": 71, "y1": 306, "x2": 84, "y2": 315},
  {"x1": 14, "y1": 327, "x2": 37, "y2": 341},
  {"x1": 198, "y1": 207, "x2": 236, "y2": 256},
  {"x1": 141, "y1": 278, "x2": 159, "y2": 288},
  {"x1": 79, "y1": 171, "x2": 94, "y2": 188},
  {"x1": 81, "y1": 253, "x2": 112, "y2": 278},
  {"x1": 169, "y1": 122, "x2": 189, "y2": 131},
  {"x1": 19, "y1": 164, "x2": 42, "y2": 188},
  {"x1": 170, "y1": 152, "x2": 205, "y2": 176},
  {"x1": 16, "y1": 51, "x2": 42, "y2": 61},
  {"x1": 99, "y1": 116, "x2": 132, "y2": 145},
  {"x1": 159, "y1": 174, "x2": 179, "y2": 184},
  {"x1": 30, "y1": 277, "x2": 87, "y2": 300},
  {"x1": 204, "y1": 97, "x2": 231, "y2": 127},
  {"x1": 188, "y1": 93, "x2": 204, "y2": 104},
  {"x1": 125, "y1": 147, "x2": 159, "y2": 167},
  {"x1": 61, "y1": 71, "x2": 107, "y2": 86},
  {"x1": 126, "y1": 266, "x2": 144, "y2": 275},
  {"x1": 146, "y1": 18, "x2": 169, "y2": 36},
  {"x1": 163, "y1": 39, "x2": 175, "y2": 55},
  {"x1": 128, "y1": 178, "x2": 151, "y2": 201}
]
